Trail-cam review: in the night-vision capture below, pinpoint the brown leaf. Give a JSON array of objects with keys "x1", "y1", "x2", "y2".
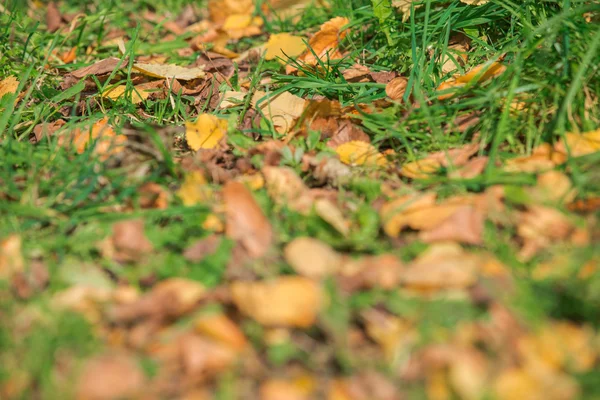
[
  {"x1": 260, "y1": 378, "x2": 315, "y2": 400},
  {"x1": 517, "y1": 206, "x2": 574, "y2": 261},
  {"x1": 262, "y1": 166, "x2": 313, "y2": 213},
  {"x1": 402, "y1": 243, "x2": 480, "y2": 291},
  {"x1": 184, "y1": 235, "x2": 222, "y2": 262},
  {"x1": 231, "y1": 276, "x2": 322, "y2": 327},
  {"x1": 338, "y1": 254, "x2": 404, "y2": 291},
  {"x1": 109, "y1": 278, "x2": 206, "y2": 323},
  {"x1": 223, "y1": 181, "x2": 273, "y2": 258},
  {"x1": 76, "y1": 353, "x2": 145, "y2": 400},
  {"x1": 419, "y1": 205, "x2": 484, "y2": 245},
  {"x1": 327, "y1": 121, "x2": 371, "y2": 149},
  {"x1": 31, "y1": 119, "x2": 66, "y2": 143},
  {"x1": 70, "y1": 57, "x2": 125, "y2": 79},
  {"x1": 287, "y1": 17, "x2": 350, "y2": 74},
  {"x1": 342, "y1": 64, "x2": 372, "y2": 82},
  {"x1": 111, "y1": 219, "x2": 154, "y2": 263},
  {"x1": 284, "y1": 237, "x2": 342, "y2": 279},
  {"x1": 195, "y1": 312, "x2": 248, "y2": 351},
  {"x1": 0, "y1": 235, "x2": 25, "y2": 280},
  {"x1": 177, "y1": 333, "x2": 239, "y2": 381},
  {"x1": 137, "y1": 182, "x2": 169, "y2": 209},
  {"x1": 46, "y1": 2, "x2": 62, "y2": 33},
  {"x1": 385, "y1": 77, "x2": 409, "y2": 101}
]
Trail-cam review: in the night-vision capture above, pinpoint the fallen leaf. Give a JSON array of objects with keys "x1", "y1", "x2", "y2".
[
  {"x1": 288, "y1": 16, "x2": 350, "y2": 73},
  {"x1": 222, "y1": 14, "x2": 263, "y2": 39},
  {"x1": 338, "y1": 254, "x2": 404, "y2": 291},
  {"x1": 527, "y1": 170, "x2": 577, "y2": 205},
  {"x1": 184, "y1": 235, "x2": 222, "y2": 262},
  {"x1": 76, "y1": 353, "x2": 145, "y2": 400},
  {"x1": 0, "y1": 235, "x2": 24, "y2": 280},
  {"x1": 401, "y1": 243, "x2": 480, "y2": 291},
  {"x1": 262, "y1": 166, "x2": 314, "y2": 213},
  {"x1": 362, "y1": 309, "x2": 416, "y2": 361},
  {"x1": 419, "y1": 205, "x2": 484, "y2": 245},
  {"x1": 437, "y1": 60, "x2": 506, "y2": 100},
  {"x1": 392, "y1": 0, "x2": 422, "y2": 22},
  {"x1": 185, "y1": 113, "x2": 228, "y2": 150},
  {"x1": 517, "y1": 205, "x2": 574, "y2": 261},
  {"x1": 109, "y1": 278, "x2": 206, "y2": 323},
  {"x1": 177, "y1": 333, "x2": 239, "y2": 379},
  {"x1": 70, "y1": 57, "x2": 124, "y2": 78},
  {"x1": 335, "y1": 141, "x2": 387, "y2": 166},
  {"x1": 195, "y1": 312, "x2": 248, "y2": 351},
  {"x1": 342, "y1": 64, "x2": 372, "y2": 82},
  {"x1": 314, "y1": 198, "x2": 350, "y2": 236},
  {"x1": 252, "y1": 91, "x2": 307, "y2": 134},
  {"x1": 178, "y1": 171, "x2": 214, "y2": 206},
  {"x1": 46, "y1": 2, "x2": 62, "y2": 33},
  {"x1": 137, "y1": 182, "x2": 169, "y2": 209},
  {"x1": 400, "y1": 158, "x2": 441, "y2": 179},
  {"x1": 503, "y1": 143, "x2": 565, "y2": 173},
  {"x1": 555, "y1": 128, "x2": 600, "y2": 158},
  {"x1": 231, "y1": 276, "x2": 322, "y2": 327},
  {"x1": 133, "y1": 63, "x2": 205, "y2": 80},
  {"x1": 60, "y1": 46, "x2": 77, "y2": 64},
  {"x1": 260, "y1": 378, "x2": 315, "y2": 400},
  {"x1": 385, "y1": 76, "x2": 409, "y2": 101},
  {"x1": 460, "y1": 0, "x2": 489, "y2": 4},
  {"x1": 284, "y1": 237, "x2": 342, "y2": 279},
  {"x1": 102, "y1": 80, "x2": 163, "y2": 104},
  {"x1": 0, "y1": 76, "x2": 19, "y2": 99},
  {"x1": 208, "y1": 0, "x2": 254, "y2": 23},
  {"x1": 223, "y1": 181, "x2": 273, "y2": 258},
  {"x1": 265, "y1": 33, "x2": 307, "y2": 62},
  {"x1": 111, "y1": 219, "x2": 154, "y2": 262},
  {"x1": 70, "y1": 118, "x2": 126, "y2": 160}
]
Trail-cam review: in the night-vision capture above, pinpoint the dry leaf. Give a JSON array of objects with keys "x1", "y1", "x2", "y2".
[
  {"x1": 437, "y1": 61, "x2": 506, "y2": 100},
  {"x1": 262, "y1": 166, "x2": 314, "y2": 213},
  {"x1": 385, "y1": 77, "x2": 409, "y2": 101},
  {"x1": 342, "y1": 64, "x2": 372, "y2": 82},
  {"x1": 419, "y1": 205, "x2": 484, "y2": 245},
  {"x1": 70, "y1": 57, "x2": 124, "y2": 78},
  {"x1": 402, "y1": 243, "x2": 480, "y2": 290},
  {"x1": 265, "y1": 33, "x2": 307, "y2": 61},
  {"x1": 231, "y1": 276, "x2": 322, "y2": 327},
  {"x1": 178, "y1": 171, "x2": 213, "y2": 206},
  {"x1": 76, "y1": 353, "x2": 145, "y2": 400},
  {"x1": 46, "y1": 2, "x2": 62, "y2": 33},
  {"x1": 184, "y1": 235, "x2": 221, "y2": 262},
  {"x1": 335, "y1": 141, "x2": 387, "y2": 167},
  {"x1": 0, "y1": 235, "x2": 24, "y2": 280},
  {"x1": 400, "y1": 158, "x2": 441, "y2": 179},
  {"x1": 252, "y1": 91, "x2": 307, "y2": 134},
  {"x1": 208, "y1": 0, "x2": 254, "y2": 23},
  {"x1": 362, "y1": 309, "x2": 415, "y2": 362},
  {"x1": 517, "y1": 206, "x2": 574, "y2": 261},
  {"x1": 314, "y1": 198, "x2": 350, "y2": 236},
  {"x1": 288, "y1": 16, "x2": 349, "y2": 73},
  {"x1": 185, "y1": 113, "x2": 228, "y2": 150},
  {"x1": 284, "y1": 237, "x2": 342, "y2": 279},
  {"x1": 555, "y1": 128, "x2": 600, "y2": 158},
  {"x1": 0, "y1": 76, "x2": 19, "y2": 99},
  {"x1": 195, "y1": 312, "x2": 248, "y2": 351},
  {"x1": 392, "y1": 0, "x2": 422, "y2": 22},
  {"x1": 260, "y1": 378, "x2": 315, "y2": 400},
  {"x1": 133, "y1": 63, "x2": 205, "y2": 80},
  {"x1": 111, "y1": 219, "x2": 154, "y2": 262},
  {"x1": 71, "y1": 118, "x2": 126, "y2": 160},
  {"x1": 338, "y1": 254, "x2": 404, "y2": 291},
  {"x1": 527, "y1": 170, "x2": 577, "y2": 205},
  {"x1": 222, "y1": 14, "x2": 263, "y2": 39},
  {"x1": 60, "y1": 46, "x2": 77, "y2": 64},
  {"x1": 223, "y1": 181, "x2": 273, "y2": 258},
  {"x1": 460, "y1": 0, "x2": 489, "y2": 4}
]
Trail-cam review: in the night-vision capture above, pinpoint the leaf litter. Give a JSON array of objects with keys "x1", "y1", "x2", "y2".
[{"x1": 2, "y1": 0, "x2": 600, "y2": 399}]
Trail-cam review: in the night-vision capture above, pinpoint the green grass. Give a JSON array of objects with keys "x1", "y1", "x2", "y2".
[{"x1": 1, "y1": 0, "x2": 600, "y2": 398}]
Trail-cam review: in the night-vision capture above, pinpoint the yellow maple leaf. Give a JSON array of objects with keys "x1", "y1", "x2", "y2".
[
  {"x1": 185, "y1": 114, "x2": 228, "y2": 151},
  {"x1": 265, "y1": 33, "x2": 306, "y2": 62},
  {"x1": 177, "y1": 171, "x2": 213, "y2": 206},
  {"x1": 335, "y1": 140, "x2": 387, "y2": 166}
]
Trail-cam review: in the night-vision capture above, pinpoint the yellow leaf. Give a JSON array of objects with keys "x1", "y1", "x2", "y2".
[
  {"x1": 555, "y1": 128, "x2": 600, "y2": 158},
  {"x1": 132, "y1": 63, "x2": 205, "y2": 80},
  {"x1": 185, "y1": 113, "x2": 228, "y2": 150},
  {"x1": 265, "y1": 33, "x2": 306, "y2": 61},
  {"x1": 436, "y1": 61, "x2": 506, "y2": 100},
  {"x1": 102, "y1": 85, "x2": 151, "y2": 104},
  {"x1": 231, "y1": 276, "x2": 322, "y2": 327},
  {"x1": 335, "y1": 140, "x2": 387, "y2": 166},
  {"x1": 400, "y1": 158, "x2": 441, "y2": 179},
  {"x1": 0, "y1": 76, "x2": 19, "y2": 99},
  {"x1": 252, "y1": 91, "x2": 306, "y2": 134},
  {"x1": 287, "y1": 16, "x2": 349, "y2": 73},
  {"x1": 177, "y1": 171, "x2": 213, "y2": 206},
  {"x1": 460, "y1": 0, "x2": 489, "y2": 4},
  {"x1": 222, "y1": 14, "x2": 263, "y2": 39},
  {"x1": 71, "y1": 118, "x2": 125, "y2": 161}
]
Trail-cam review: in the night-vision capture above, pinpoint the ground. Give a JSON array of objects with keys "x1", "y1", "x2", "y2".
[{"x1": 1, "y1": 0, "x2": 600, "y2": 399}]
